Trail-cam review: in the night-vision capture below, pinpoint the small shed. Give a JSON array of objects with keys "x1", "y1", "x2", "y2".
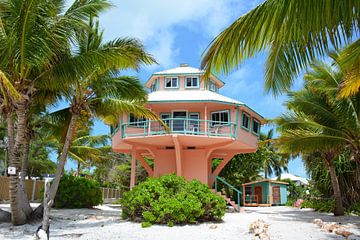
[{"x1": 242, "y1": 179, "x2": 288, "y2": 207}]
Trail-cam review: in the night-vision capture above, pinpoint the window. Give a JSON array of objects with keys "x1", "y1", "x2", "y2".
[
  {"x1": 208, "y1": 80, "x2": 217, "y2": 92},
  {"x1": 242, "y1": 112, "x2": 250, "y2": 129},
  {"x1": 165, "y1": 77, "x2": 178, "y2": 88},
  {"x1": 129, "y1": 113, "x2": 147, "y2": 127},
  {"x1": 160, "y1": 113, "x2": 171, "y2": 127},
  {"x1": 245, "y1": 186, "x2": 252, "y2": 195},
  {"x1": 185, "y1": 76, "x2": 199, "y2": 88},
  {"x1": 211, "y1": 110, "x2": 229, "y2": 126},
  {"x1": 150, "y1": 79, "x2": 157, "y2": 92},
  {"x1": 252, "y1": 119, "x2": 260, "y2": 135},
  {"x1": 188, "y1": 113, "x2": 200, "y2": 132}
]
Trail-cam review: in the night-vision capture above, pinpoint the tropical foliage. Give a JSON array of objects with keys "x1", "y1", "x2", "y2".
[
  {"x1": 214, "y1": 129, "x2": 288, "y2": 189},
  {"x1": 120, "y1": 174, "x2": 226, "y2": 227},
  {"x1": 274, "y1": 53, "x2": 360, "y2": 215},
  {"x1": 53, "y1": 174, "x2": 103, "y2": 209},
  {"x1": 0, "y1": 0, "x2": 157, "y2": 225},
  {"x1": 201, "y1": 0, "x2": 360, "y2": 97}
]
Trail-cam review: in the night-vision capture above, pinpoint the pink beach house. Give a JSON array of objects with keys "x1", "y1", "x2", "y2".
[{"x1": 111, "y1": 64, "x2": 265, "y2": 188}]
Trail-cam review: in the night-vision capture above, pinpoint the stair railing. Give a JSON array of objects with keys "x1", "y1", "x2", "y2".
[{"x1": 213, "y1": 176, "x2": 242, "y2": 212}]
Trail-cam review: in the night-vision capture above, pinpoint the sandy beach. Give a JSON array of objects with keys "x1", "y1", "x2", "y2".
[{"x1": 0, "y1": 204, "x2": 359, "y2": 240}]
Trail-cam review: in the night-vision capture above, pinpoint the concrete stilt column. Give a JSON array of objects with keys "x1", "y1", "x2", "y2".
[
  {"x1": 173, "y1": 136, "x2": 182, "y2": 176},
  {"x1": 130, "y1": 147, "x2": 137, "y2": 189}
]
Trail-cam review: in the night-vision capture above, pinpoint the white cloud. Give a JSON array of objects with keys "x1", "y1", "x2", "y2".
[{"x1": 99, "y1": 0, "x2": 260, "y2": 67}]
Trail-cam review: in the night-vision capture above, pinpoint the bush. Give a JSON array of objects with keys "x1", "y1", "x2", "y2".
[
  {"x1": 301, "y1": 198, "x2": 335, "y2": 213},
  {"x1": 348, "y1": 202, "x2": 360, "y2": 216},
  {"x1": 54, "y1": 174, "x2": 103, "y2": 208},
  {"x1": 120, "y1": 174, "x2": 226, "y2": 227}
]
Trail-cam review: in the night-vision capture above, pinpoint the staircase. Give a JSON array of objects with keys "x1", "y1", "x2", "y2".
[
  {"x1": 211, "y1": 189, "x2": 241, "y2": 211},
  {"x1": 211, "y1": 176, "x2": 244, "y2": 212}
]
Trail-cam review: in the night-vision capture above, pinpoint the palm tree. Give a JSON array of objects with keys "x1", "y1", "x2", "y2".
[
  {"x1": 42, "y1": 18, "x2": 159, "y2": 214},
  {"x1": 201, "y1": 0, "x2": 360, "y2": 97},
  {"x1": 259, "y1": 129, "x2": 288, "y2": 178},
  {"x1": 274, "y1": 54, "x2": 360, "y2": 216},
  {"x1": 0, "y1": 0, "x2": 111, "y2": 225}
]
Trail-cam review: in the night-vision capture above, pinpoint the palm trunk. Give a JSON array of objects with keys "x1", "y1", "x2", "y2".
[
  {"x1": 77, "y1": 162, "x2": 81, "y2": 176},
  {"x1": 7, "y1": 102, "x2": 33, "y2": 225},
  {"x1": 31, "y1": 113, "x2": 79, "y2": 220},
  {"x1": 20, "y1": 129, "x2": 31, "y2": 181},
  {"x1": 324, "y1": 153, "x2": 344, "y2": 216},
  {"x1": 49, "y1": 113, "x2": 78, "y2": 200}
]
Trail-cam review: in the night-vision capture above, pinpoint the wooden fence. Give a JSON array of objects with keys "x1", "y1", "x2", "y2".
[
  {"x1": 0, "y1": 176, "x2": 44, "y2": 201},
  {"x1": 0, "y1": 177, "x2": 121, "y2": 202},
  {"x1": 101, "y1": 187, "x2": 121, "y2": 200}
]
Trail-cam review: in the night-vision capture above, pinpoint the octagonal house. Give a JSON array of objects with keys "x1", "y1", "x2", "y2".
[{"x1": 111, "y1": 64, "x2": 265, "y2": 188}]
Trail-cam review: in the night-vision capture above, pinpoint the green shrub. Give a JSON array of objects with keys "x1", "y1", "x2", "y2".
[
  {"x1": 301, "y1": 198, "x2": 335, "y2": 213},
  {"x1": 54, "y1": 174, "x2": 103, "y2": 208},
  {"x1": 286, "y1": 197, "x2": 297, "y2": 207},
  {"x1": 348, "y1": 202, "x2": 360, "y2": 216},
  {"x1": 120, "y1": 174, "x2": 226, "y2": 226}
]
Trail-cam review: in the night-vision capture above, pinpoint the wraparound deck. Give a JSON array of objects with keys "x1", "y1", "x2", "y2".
[{"x1": 115, "y1": 118, "x2": 237, "y2": 139}]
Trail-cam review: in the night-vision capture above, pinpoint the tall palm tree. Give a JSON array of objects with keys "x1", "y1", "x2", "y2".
[
  {"x1": 0, "y1": 0, "x2": 111, "y2": 225},
  {"x1": 201, "y1": 0, "x2": 360, "y2": 97},
  {"x1": 42, "y1": 18, "x2": 159, "y2": 214},
  {"x1": 274, "y1": 54, "x2": 360, "y2": 216}
]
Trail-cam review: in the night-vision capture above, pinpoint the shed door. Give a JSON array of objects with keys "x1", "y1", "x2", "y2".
[
  {"x1": 272, "y1": 186, "x2": 281, "y2": 204},
  {"x1": 254, "y1": 186, "x2": 262, "y2": 204}
]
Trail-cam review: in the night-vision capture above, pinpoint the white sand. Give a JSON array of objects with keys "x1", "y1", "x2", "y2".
[{"x1": 0, "y1": 204, "x2": 359, "y2": 240}]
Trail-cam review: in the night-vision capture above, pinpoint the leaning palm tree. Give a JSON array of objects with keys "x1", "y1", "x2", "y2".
[
  {"x1": 0, "y1": 0, "x2": 111, "y2": 225},
  {"x1": 274, "y1": 54, "x2": 360, "y2": 216},
  {"x1": 201, "y1": 0, "x2": 360, "y2": 97},
  {"x1": 40, "y1": 19, "x2": 159, "y2": 215}
]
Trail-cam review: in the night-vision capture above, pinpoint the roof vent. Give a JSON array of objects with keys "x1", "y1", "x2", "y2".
[{"x1": 180, "y1": 63, "x2": 189, "y2": 67}]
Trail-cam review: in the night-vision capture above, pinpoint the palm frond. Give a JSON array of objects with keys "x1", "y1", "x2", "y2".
[{"x1": 201, "y1": 0, "x2": 359, "y2": 95}]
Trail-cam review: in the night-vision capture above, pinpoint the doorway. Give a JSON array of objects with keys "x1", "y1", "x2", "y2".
[
  {"x1": 254, "y1": 186, "x2": 262, "y2": 204},
  {"x1": 272, "y1": 186, "x2": 281, "y2": 205},
  {"x1": 172, "y1": 111, "x2": 187, "y2": 131}
]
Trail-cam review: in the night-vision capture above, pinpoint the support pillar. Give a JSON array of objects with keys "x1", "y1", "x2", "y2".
[
  {"x1": 130, "y1": 147, "x2": 137, "y2": 189},
  {"x1": 209, "y1": 152, "x2": 236, "y2": 186},
  {"x1": 173, "y1": 136, "x2": 182, "y2": 176}
]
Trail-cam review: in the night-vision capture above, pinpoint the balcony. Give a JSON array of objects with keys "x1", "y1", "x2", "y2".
[{"x1": 118, "y1": 118, "x2": 237, "y2": 139}]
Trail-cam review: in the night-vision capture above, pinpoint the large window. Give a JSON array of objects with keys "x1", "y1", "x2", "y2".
[
  {"x1": 185, "y1": 76, "x2": 199, "y2": 88},
  {"x1": 165, "y1": 77, "x2": 178, "y2": 88},
  {"x1": 252, "y1": 119, "x2": 260, "y2": 135},
  {"x1": 129, "y1": 113, "x2": 147, "y2": 127},
  {"x1": 188, "y1": 112, "x2": 200, "y2": 132},
  {"x1": 242, "y1": 112, "x2": 250, "y2": 130},
  {"x1": 211, "y1": 110, "x2": 229, "y2": 126},
  {"x1": 160, "y1": 113, "x2": 171, "y2": 127}
]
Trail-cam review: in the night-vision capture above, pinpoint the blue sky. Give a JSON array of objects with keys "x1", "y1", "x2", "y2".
[{"x1": 64, "y1": 0, "x2": 307, "y2": 178}]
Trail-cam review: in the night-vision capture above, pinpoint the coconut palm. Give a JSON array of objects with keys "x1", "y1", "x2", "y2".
[
  {"x1": 0, "y1": 0, "x2": 112, "y2": 225},
  {"x1": 41, "y1": 18, "x2": 159, "y2": 216},
  {"x1": 274, "y1": 55, "x2": 360, "y2": 216},
  {"x1": 201, "y1": 0, "x2": 360, "y2": 97},
  {"x1": 259, "y1": 129, "x2": 288, "y2": 178}
]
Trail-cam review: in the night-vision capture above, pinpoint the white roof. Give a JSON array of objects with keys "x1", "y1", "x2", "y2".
[
  {"x1": 273, "y1": 173, "x2": 309, "y2": 185},
  {"x1": 147, "y1": 90, "x2": 244, "y2": 105},
  {"x1": 153, "y1": 66, "x2": 204, "y2": 75}
]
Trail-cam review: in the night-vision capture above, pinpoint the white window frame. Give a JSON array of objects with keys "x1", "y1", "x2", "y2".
[
  {"x1": 252, "y1": 118, "x2": 260, "y2": 135},
  {"x1": 185, "y1": 76, "x2": 199, "y2": 88},
  {"x1": 210, "y1": 110, "x2": 230, "y2": 126},
  {"x1": 165, "y1": 77, "x2": 179, "y2": 88},
  {"x1": 242, "y1": 112, "x2": 250, "y2": 130},
  {"x1": 129, "y1": 113, "x2": 147, "y2": 127}
]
